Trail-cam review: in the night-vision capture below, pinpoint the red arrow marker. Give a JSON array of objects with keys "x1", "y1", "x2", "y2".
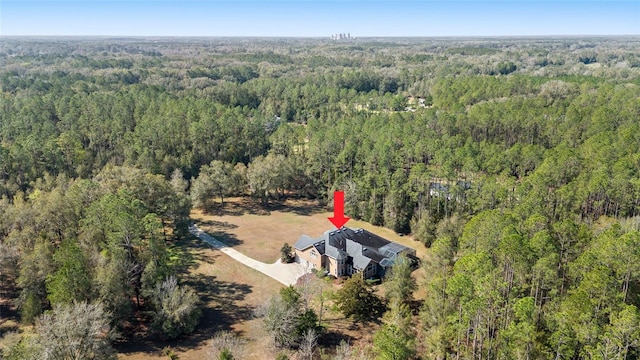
[{"x1": 328, "y1": 190, "x2": 350, "y2": 228}]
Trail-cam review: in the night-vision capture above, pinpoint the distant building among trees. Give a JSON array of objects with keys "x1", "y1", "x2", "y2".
[{"x1": 330, "y1": 33, "x2": 352, "y2": 40}]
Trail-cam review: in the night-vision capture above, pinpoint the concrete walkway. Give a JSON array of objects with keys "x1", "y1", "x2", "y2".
[{"x1": 188, "y1": 224, "x2": 310, "y2": 286}]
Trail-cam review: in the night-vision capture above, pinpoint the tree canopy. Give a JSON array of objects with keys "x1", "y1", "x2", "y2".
[{"x1": 1, "y1": 36, "x2": 640, "y2": 359}]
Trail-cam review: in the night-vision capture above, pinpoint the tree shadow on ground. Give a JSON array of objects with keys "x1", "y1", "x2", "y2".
[
  {"x1": 204, "y1": 198, "x2": 271, "y2": 217},
  {"x1": 202, "y1": 197, "x2": 327, "y2": 218},
  {"x1": 267, "y1": 200, "x2": 326, "y2": 217},
  {"x1": 187, "y1": 273, "x2": 254, "y2": 324},
  {"x1": 0, "y1": 312, "x2": 19, "y2": 339},
  {"x1": 319, "y1": 330, "x2": 356, "y2": 348},
  {"x1": 322, "y1": 313, "x2": 383, "y2": 333},
  {"x1": 209, "y1": 231, "x2": 243, "y2": 247},
  {"x1": 114, "y1": 272, "x2": 255, "y2": 356},
  {"x1": 170, "y1": 235, "x2": 215, "y2": 271},
  {"x1": 183, "y1": 225, "x2": 245, "y2": 250},
  {"x1": 196, "y1": 219, "x2": 239, "y2": 230}
]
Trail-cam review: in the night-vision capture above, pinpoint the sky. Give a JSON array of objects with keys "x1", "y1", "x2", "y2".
[{"x1": 1, "y1": 1, "x2": 639, "y2": 37}]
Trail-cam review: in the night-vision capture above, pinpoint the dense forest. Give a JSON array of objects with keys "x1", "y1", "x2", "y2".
[{"x1": 1, "y1": 36, "x2": 640, "y2": 359}]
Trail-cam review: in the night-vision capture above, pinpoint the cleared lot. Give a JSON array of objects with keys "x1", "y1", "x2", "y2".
[
  {"x1": 118, "y1": 197, "x2": 427, "y2": 359},
  {"x1": 191, "y1": 197, "x2": 427, "y2": 262}
]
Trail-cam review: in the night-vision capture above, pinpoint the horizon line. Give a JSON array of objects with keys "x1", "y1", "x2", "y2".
[{"x1": 3, "y1": 34, "x2": 639, "y2": 38}]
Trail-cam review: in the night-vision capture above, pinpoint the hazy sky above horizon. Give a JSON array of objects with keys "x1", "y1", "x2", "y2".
[{"x1": 2, "y1": 1, "x2": 639, "y2": 37}]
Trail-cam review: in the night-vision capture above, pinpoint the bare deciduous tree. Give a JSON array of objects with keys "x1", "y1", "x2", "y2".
[
  {"x1": 36, "y1": 301, "x2": 117, "y2": 360},
  {"x1": 296, "y1": 272, "x2": 330, "y2": 324},
  {"x1": 256, "y1": 296, "x2": 298, "y2": 348},
  {"x1": 333, "y1": 340, "x2": 352, "y2": 360},
  {"x1": 208, "y1": 331, "x2": 246, "y2": 360},
  {"x1": 297, "y1": 328, "x2": 318, "y2": 360}
]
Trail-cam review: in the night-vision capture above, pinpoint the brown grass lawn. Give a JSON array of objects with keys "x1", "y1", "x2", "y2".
[
  {"x1": 190, "y1": 197, "x2": 327, "y2": 263},
  {"x1": 191, "y1": 197, "x2": 429, "y2": 301},
  {"x1": 191, "y1": 197, "x2": 428, "y2": 262}
]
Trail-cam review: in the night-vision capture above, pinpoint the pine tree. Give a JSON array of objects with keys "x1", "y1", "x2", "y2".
[{"x1": 373, "y1": 298, "x2": 415, "y2": 360}]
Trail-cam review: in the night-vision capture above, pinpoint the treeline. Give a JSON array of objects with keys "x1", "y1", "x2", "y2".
[{"x1": 3, "y1": 76, "x2": 638, "y2": 229}]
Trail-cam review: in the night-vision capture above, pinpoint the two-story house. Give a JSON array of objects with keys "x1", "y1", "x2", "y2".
[{"x1": 293, "y1": 227, "x2": 417, "y2": 279}]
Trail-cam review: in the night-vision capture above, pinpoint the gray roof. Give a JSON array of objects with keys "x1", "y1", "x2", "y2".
[
  {"x1": 325, "y1": 244, "x2": 347, "y2": 260},
  {"x1": 346, "y1": 240, "x2": 371, "y2": 270},
  {"x1": 294, "y1": 235, "x2": 316, "y2": 251},
  {"x1": 314, "y1": 242, "x2": 326, "y2": 256},
  {"x1": 295, "y1": 227, "x2": 416, "y2": 271},
  {"x1": 325, "y1": 227, "x2": 393, "y2": 250}
]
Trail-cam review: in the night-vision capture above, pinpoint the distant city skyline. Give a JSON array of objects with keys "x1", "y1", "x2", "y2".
[{"x1": 2, "y1": 1, "x2": 638, "y2": 37}]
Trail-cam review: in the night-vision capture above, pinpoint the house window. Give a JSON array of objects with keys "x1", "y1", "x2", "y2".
[
  {"x1": 310, "y1": 250, "x2": 317, "y2": 258},
  {"x1": 366, "y1": 263, "x2": 375, "y2": 275}
]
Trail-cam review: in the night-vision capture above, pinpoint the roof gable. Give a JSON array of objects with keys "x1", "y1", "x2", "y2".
[
  {"x1": 346, "y1": 240, "x2": 371, "y2": 270},
  {"x1": 325, "y1": 244, "x2": 347, "y2": 260},
  {"x1": 293, "y1": 234, "x2": 316, "y2": 251}
]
